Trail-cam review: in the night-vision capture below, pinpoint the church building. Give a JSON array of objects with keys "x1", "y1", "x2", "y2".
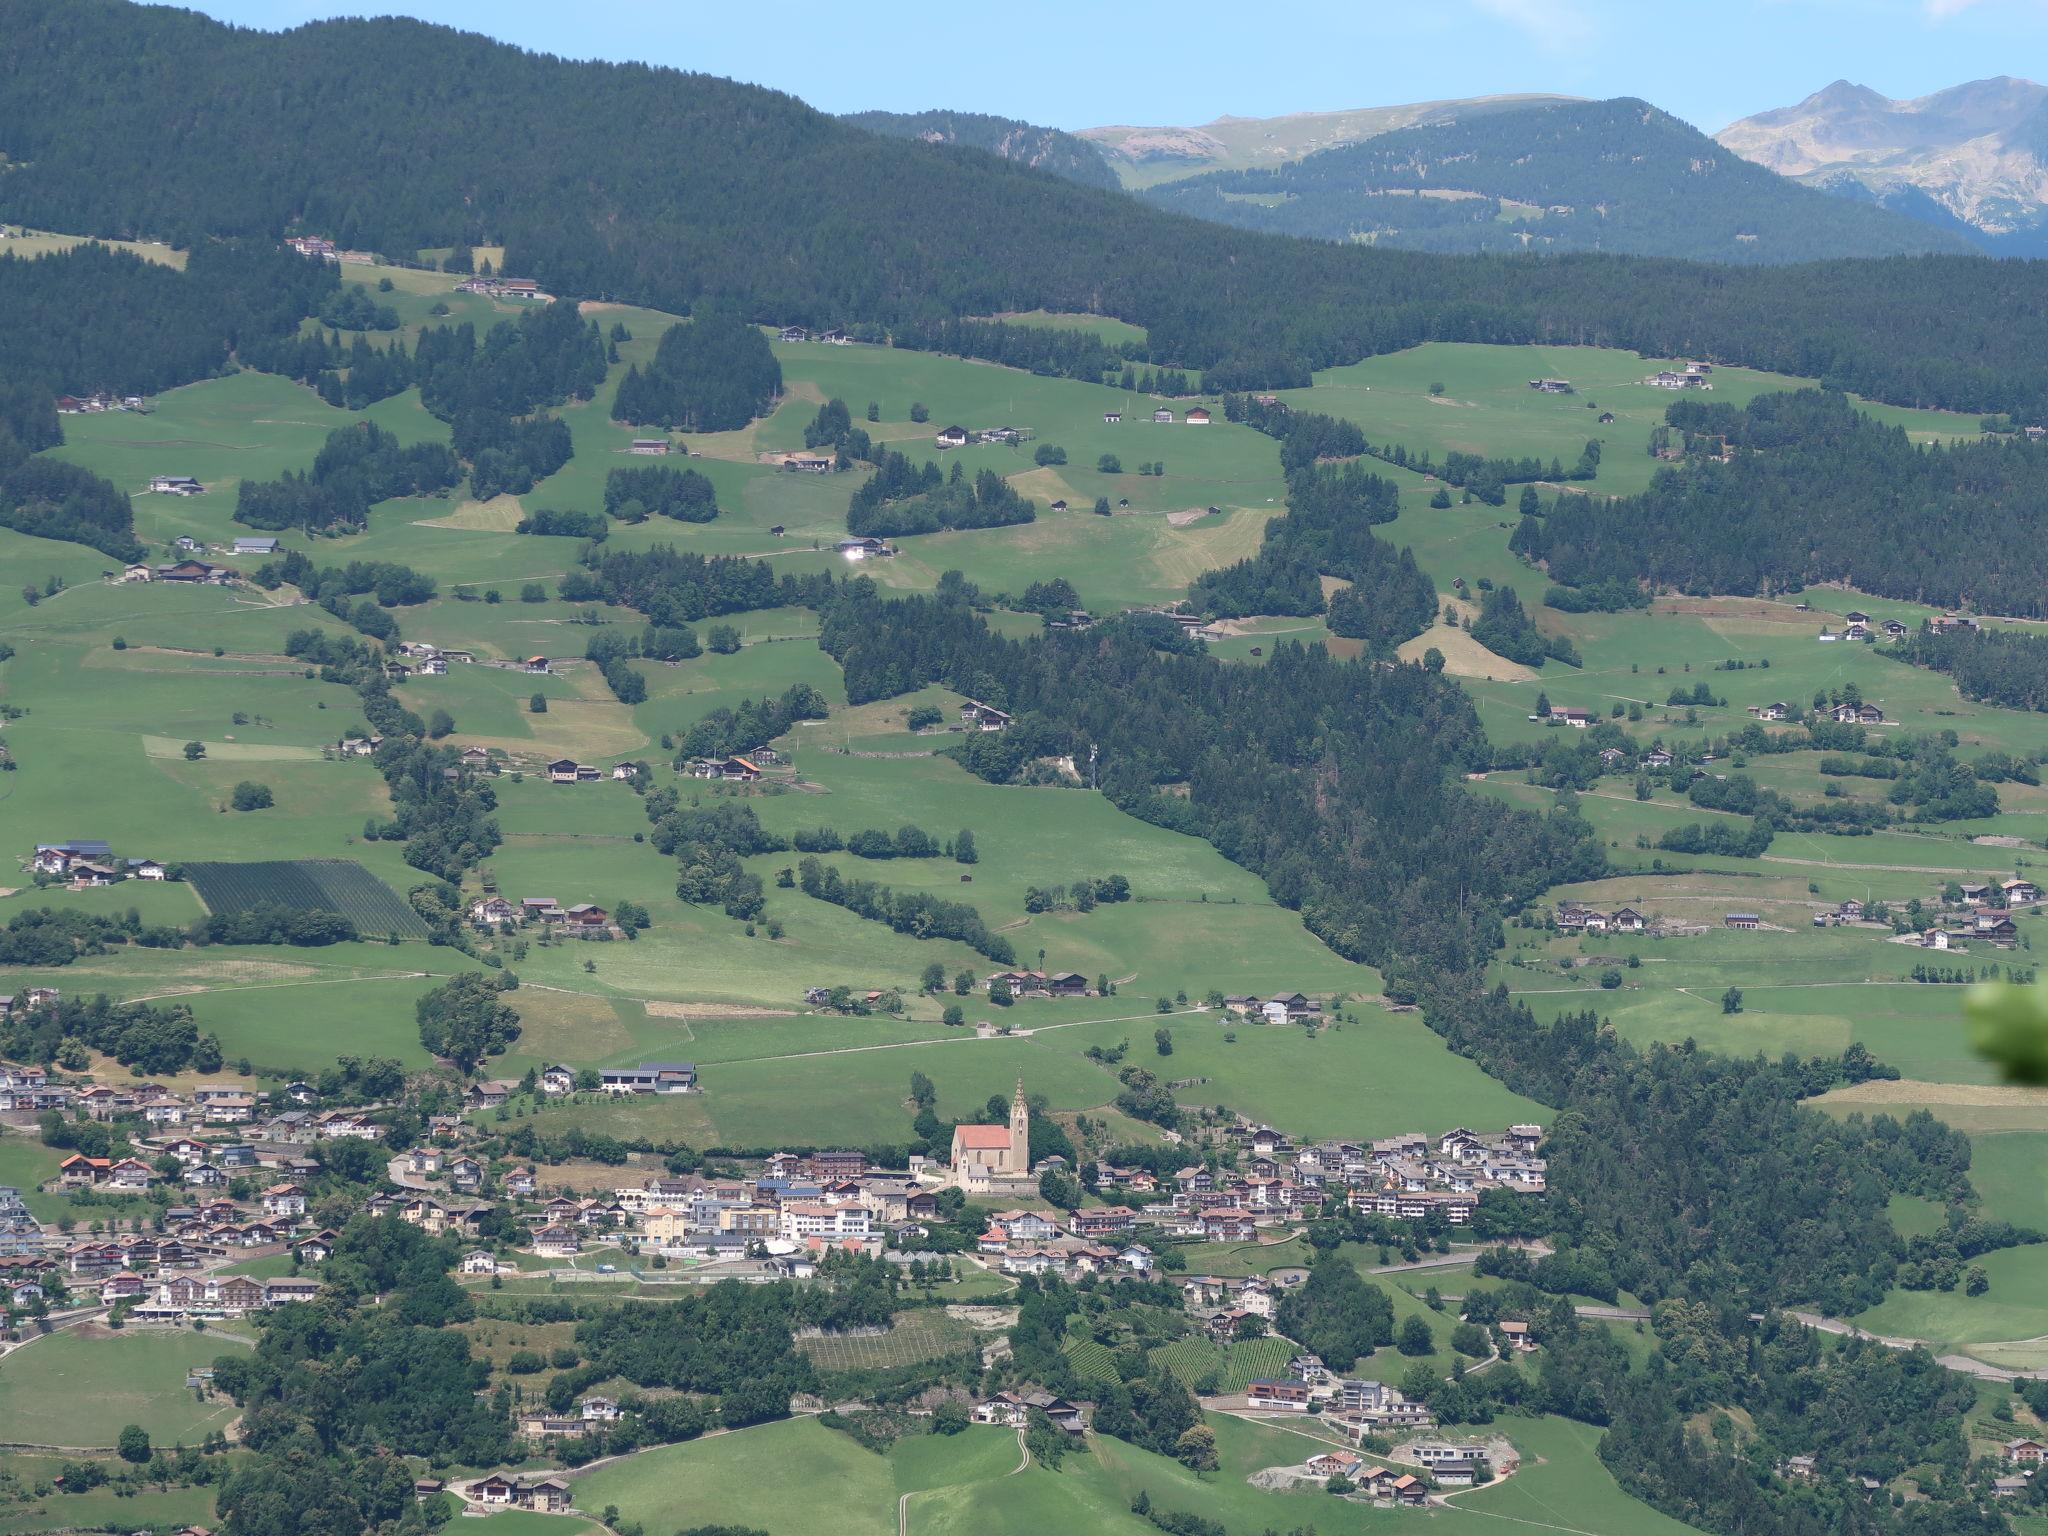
[{"x1": 949, "y1": 1079, "x2": 1033, "y2": 1192}]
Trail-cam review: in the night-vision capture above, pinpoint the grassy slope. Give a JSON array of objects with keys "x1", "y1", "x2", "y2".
[
  {"x1": 580, "y1": 1410, "x2": 1686, "y2": 1536},
  {"x1": 0, "y1": 1327, "x2": 248, "y2": 1446}
]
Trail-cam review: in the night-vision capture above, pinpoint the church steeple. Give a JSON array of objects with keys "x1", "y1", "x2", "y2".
[{"x1": 1009, "y1": 1078, "x2": 1030, "y2": 1176}]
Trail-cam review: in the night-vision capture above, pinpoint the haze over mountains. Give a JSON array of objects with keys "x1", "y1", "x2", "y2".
[
  {"x1": 1717, "y1": 77, "x2": 2048, "y2": 254},
  {"x1": 1075, "y1": 96, "x2": 1579, "y2": 190},
  {"x1": 1135, "y1": 98, "x2": 1969, "y2": 263}
]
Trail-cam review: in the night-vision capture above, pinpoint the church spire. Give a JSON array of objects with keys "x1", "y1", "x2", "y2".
[{"x1": 1009, "y1": 1077, "x2": 1030, "y2": 1176}]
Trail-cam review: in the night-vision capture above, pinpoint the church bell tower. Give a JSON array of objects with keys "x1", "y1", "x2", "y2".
[{"x1": 1009, "y1": 1078, "x2": 1030, "y2": 1176}]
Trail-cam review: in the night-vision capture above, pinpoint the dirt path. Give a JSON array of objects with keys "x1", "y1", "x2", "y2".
[{"x1": 899, "y1": 1428, "x2": 1028, "y2": 1536}]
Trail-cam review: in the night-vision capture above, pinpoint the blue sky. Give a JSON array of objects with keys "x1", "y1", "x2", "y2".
[{"x1": 188, "y1": 0, "x2": 2048, "y2": 132}]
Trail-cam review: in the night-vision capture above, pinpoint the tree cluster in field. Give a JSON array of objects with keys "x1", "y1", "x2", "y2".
[
  {"x1": 891, "y1": 316, "x2": 1134, "y2": 384},
  {"x1": 515, "y1": 505, "x2": 609, "y2": 539},
  {"x1": 801, "y1": 397, "x2": 873, "y2": 464},
  {"x1": 1191, "y1": 406, "x2": 1435, "y2": 649},
  {"x1": 790, "y1": 824, "x2": 972, "y2": 861},
  {"x1": 1518, "y1": 390, "x2": 2048, "y2": 617},
  {"x1": 646, "y1": 797, "x2": 777, "y2": 921},
  {"x1": 415, "y1": 970, "x2": 521, "y2": 1071},
  {"x1": 236, "y1": 421, "x2": 461, "y2": 531},
  {"x1": 2, "y1": 991, "x2": 220, "y2": 1075},
  {"x1": 578, "y1": 545, "x2": 833, "y2": 627},
  {"x1": 313, "y1": 283, "x2": 398, "y2": 331},
  {"x1": 796, "y1": 855, "x2": 1014, "y2": 962},
  {"x1": 195, "y1": 902, "x2": 358, "y2": 947},
  {"x1": 259, "y1": 554, "x2": 437, "y2": 643},
  {"x1": 1024, "y1": 874, "x2": 1130, "y2": 912},
  {"x1": 605, "y1": 463, "x2": 719, "y2": 523},
  {"x1": 613, "y1": 311, "x2": 781, "y2": 432},
  {"x1": 846, "y1": 453, "x2": 1036, "y2": 538},
  {"x1": 452, "y1": 407, "x2": 572, "y2": 501},
  {"x1": 0, "y1": 906, "x2": 187, "y2": 967},
  {"x1": 1468, "y1": 584, "x2": 1580, "y2": 668},
  {"x1": 673, "y1": 683, "x2": 829, "y2": 759}
]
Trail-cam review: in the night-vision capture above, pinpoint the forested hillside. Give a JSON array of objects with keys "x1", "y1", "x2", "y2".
[
  {"x1": 840, "y1": 108, "x2": 1120, "y2": 190},
  {"x1": 1513, "y1": 390, "x2": 2048, "y2": 615},
  {"x1": 11, "y1": 2, "x2": 2048, "y2": 415},
  {"x1": 815, "y1": 587, "x2": 1605, "y2": 977},
  {"x1": 1143, "y1": 99, "x2": 1969, "y2": 263}
]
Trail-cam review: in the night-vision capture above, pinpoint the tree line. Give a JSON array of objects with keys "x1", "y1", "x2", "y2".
[
  {"x1": 16, "y1": 3, "x2": 2048, "y2": 418},
  {"x1": 1516, "y1": 390, "x2": 2048, "y2": 616}
]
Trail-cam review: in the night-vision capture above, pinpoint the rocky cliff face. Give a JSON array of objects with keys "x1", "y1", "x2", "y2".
[{"x1": 1718, "y1": 77, "x2": 2048, "y2": 250}]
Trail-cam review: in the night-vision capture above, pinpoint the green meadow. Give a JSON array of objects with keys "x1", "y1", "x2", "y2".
[
  {"x1": 579, "y1": 1409, "x2": 1691, "y2": 1536},
  {"x1": 0, "y1": 1327, "x2": 249, "y2": 1448},
  {"x1": 11, "y1": 280, "x2": 2048, "y2": 1185}
]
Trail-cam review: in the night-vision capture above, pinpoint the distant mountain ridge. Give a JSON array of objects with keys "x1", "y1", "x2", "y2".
[
  {"x1": 1138, "y1": 98, "x2": 1971, "y2": 263},
  {"x1": 1717, "y1": 77, "x2": 2048, "y2": 254},
  {"x1": 840, "y1": 108, "x2": 1120, "y2": 191},
  {"x1": 1078, "y1": 95, "x2": 1581, "y2": 189}
]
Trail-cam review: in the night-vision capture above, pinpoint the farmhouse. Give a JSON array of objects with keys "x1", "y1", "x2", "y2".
[
  {"x1": 1551, "y1": 707, "x2": 1594, "y2": 728},
  {"x1": 1974, "y1": 910, "x2": 2020, "y2": 942},
  {"x1": 155, "y1": 560, "x2": 235, "y2": 584},
  {"x1": 629, "y1": 438, "x2": 670, "y2": 455},
  {"x1": 1725, "y1": 912, "x2": 1761, "y2": 930},
  {"x1": 1103, "y1": 410, "x2": 1121, "y2": 423},
  {"x1": 1185, "y1": 406, "x2": 1211, "y2": 425},
  {"x1": 960, "y1": 700, "x2": 1011, "y2": 731},
  {"x1": 1528, "y1": 378, "x2": 1573, "y2": 393},
  {"x1": 1153, "y1": 407, "x2": 1175, "y2": 423},
  {"x1": 836, "y1": 536, "x2": 893, "y2": 558},
  {"x1": 232, "y1": 536, "x2": 279, "y2": 556},
  {"x1": 600, "y1": 1062, "x2": 697, "y2": 1094},
  {"x1": 2004, "y1": 878, "x2": 2040, "y2": 905},
  {"x1": 694, "y1": 755, "x2": 762, "y2": 781},
  {"x1": 782, "y1": 451, "x2": 834, "y2": 472},
  {"x1": 935, "y1": 425, "x2": 969, "y2": 448},
  {"x1": 149, "y1": 475, "x2": 204, "y2": 496}
]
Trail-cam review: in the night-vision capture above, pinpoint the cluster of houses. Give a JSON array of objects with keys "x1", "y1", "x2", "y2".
[
  {"x1": 1554, "y1": 902, "x2": 1648, "y2": 935},
  {"x1": 283, "y1": 236, "x2": 375, "y2": 264},
  {"x1": 933, "y1": 424, "x2": 1031, "y2": 449},
  {"x1": 384, "y1": 642, "x2": 476, "y2": 682},
  {"x1": 56, "y1": 391, "x2": 146, "y2": 414},
  {"x1": 964, "y1": 1120, "x2": 1545, "y2": 1286},
  {"x1": 1221, "y1": 992, "x2": 1322, "y2": 1025},
  {"x1": 461, "y1": 1475, "x2": 575, "y2": 1513},
  {"x1": 456, "y1": 275, "x2": 543, "y2": 299},
  {"x1": 536, "y1": 1148, "x2": 949, "y2": 1266},
  {"x1": 467, "y1": 895, "x2": 618, "y2": 934},
  {"x1": 1743, "y1": 697, "x2": 1890, "y2": 722},
  {"x1": 775, "y1": 325, "x2": 850, "y2": 345},
  {"x1": 1645, "y1": 363, "x2": 1713, "y2": 389},
  {"x1": 1249, "y1": 1359, "x2": 1513, "y2": 1469},
  {"x1": 28, "y1": 840, "x2": 165, "y2": 885}
]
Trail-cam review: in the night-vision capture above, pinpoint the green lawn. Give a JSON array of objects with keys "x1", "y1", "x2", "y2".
[
  {"x1": 0, "y1": 1327, "x2": 248, "y2": 1448},
  {"x1": 579, "y1": 1410, "x2": 1685, "y2": 1536},
  {"x1": 576, "y1": 1416, "x2": 1024, "y2": 1536}
]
